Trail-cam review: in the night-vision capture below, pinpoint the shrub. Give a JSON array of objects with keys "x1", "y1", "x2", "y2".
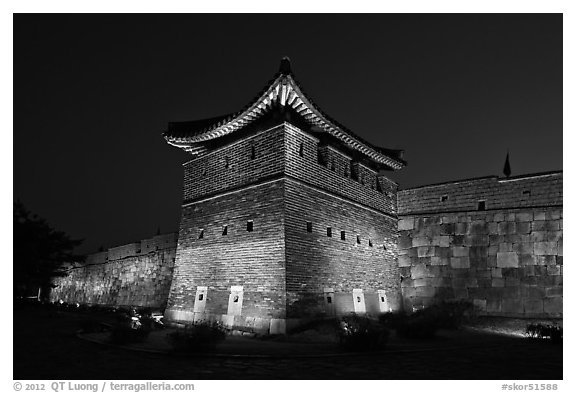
[
  {"x1": 386, "y1": 300, "x2": 476, "y2": 339},
  {"x1": 526, "y1": 323, "x2": 563, "y2": 344},
  {"x1": 338, "y1": 315, "x2": 389, "y2": 351},
  {"x1": 168, "y1": 322, "x2": 227, "y2": 353},
  {"x1": 395, "y1": 313, "x2": 438, "y2": 339}
]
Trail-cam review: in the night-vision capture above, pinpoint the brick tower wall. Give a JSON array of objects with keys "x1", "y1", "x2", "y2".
[
  {"x1": 397, "y1": 172, "x2": 562, "y2": 317},
  {"x1": 164, "y1": 125, "x2": 288, "y2": 333},
  {"x1": 283, "y1": 124, "x2": 401, "y2": 323}
]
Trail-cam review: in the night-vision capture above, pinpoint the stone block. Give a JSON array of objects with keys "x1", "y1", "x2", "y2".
[
  {"x1": 476, "y1": 269, "x2": 492, "y2": 279},
  {"x1": 469, "y1": 221, "x2": 488, "y2": 235},
  {"x1": 502, "y1": 299, "x2": 523, "y2": 314},
  {"x1": 465, "y1": 235, "x2": 489, "y2": 247},
  {"x1": 432, "y1": 235, "x2": 450, "y2": 247},
  {"x1": 412, "y1": 237, "x2": 431, "y2": 247},
  {"x1": 270, "y1": 318, "x2": 286, "y2": 334},
  {"x1": 398, "y1": 255, "x2": 412, "y2": 267},
  {"x1": 534, "y1": 211, "x2": 546, "y2": 221},
  {"x1": 439, "y1": 223, "x2": 455, "y2": 235},
  {"x1": 453, "y1": 287, "x2": 469, "y2": 299},
  {"x1": 491, "y1": 268, "x2": 502, "y2": 278},
  {"x1": 413, "y1": 278, "x2": 433, "y2": 287},
  {"x1": 492, "y1": 278, "x2": 505, "y2": 287},
  {"x1": 516, "y1": 222, "x2": 531, "y2": 234},
  {"x1": 441, "y1": 215, "x2": 458, "y2": 224},
  {"x1": 417, "y1": 246, "x2": 436, "y2": 258},
  {"x1": 546, "y1": 265, "x2": 561, "y2": 276},
  {"x1": 543, "y1": 297, "x2": 562, "y2": 314},
  {"x1": 398, "y1": 234, "x2": 412, "y2": 250},
  {"x1": 520, "y1": 254, "x2": 535, "y2": 266},
  {"x1": 487, "y1": 255, "x2": 497, "y2": 267},
  {"x1": 531, "y1": 231, "x2": 546, "y2": 242},
  {"x1": 416, "y1": 286, "x2": 436, "y2": 297},
  {"x1": 451, "y1": 235, "x2": 465, "y2": 246},
  {"x1": 557, "y1": 239, "x2": 563, "y2": 256},
  {"x1": 493, "y1": 212, "x2": 505, "y2": 222},
  {"x1": 455, "y1": 222, "x2": 468, "y2": 235},
  {"x1": 515, "y1": 212, "x2": 533, "y2": 222},
  {"x1": 450, "y1": 257, "x2": 470, "y2": 269},
  {"x1": 534, "y1": 242, "x2": 558, "y2": 256},
  {"x1": 453, "y1": 246, "x2": 469, "y2": 257},
  {"x1": 545, "y1": 287, "x2": 562, "y2": 297},
  {"x1": 488, "y1": 245, "x2": 499, "y2": 256},
  {"x1": 506, "y1": 213, "x2": 516, "y2": 221},
  {"x1": 487, "y1": 222, "x2": 499, "y2": 234},
  {"x1": 498, "y1": 222, "x2": 516, "y2": 235},
  {"x1": 411, "y1": 264, "x2": 431, "y2": 279},
  {"x1": 522, "y1": 265, "x2": 535, "y2": 277},
  {"x1": 436, "y1": 247, "x2": 451, "y2": 258},
  {"x1": 546, "y1": 231, "x2": 562, "y2": 242},
  {"x1": 536, "y1": 255, "x2": 556, "y2": 266},
  {"x1": 524, "y1": 300, "x2": 544, "y2": 315},
  {"x1": 524, "y1": 286, "x2": 545, "y2": 299},
  {"x1": 473, "y1": 299, "x2": 487, "y2": 312},
  {"x1": 496, "y1": 252, "x2": 519, "y2": 268},
  {"x1": 513, "y1": 242, "x2": 534, "y2": 255},
  {"x1": 486, "y1": 298, "x2": 501, "y2": 313},
  {"x1": 398, "y1": 218, "x2": 415, "y2": 231},
  {"x1": 498, "y1": 243, "x2": 513, "y2": 252},
  {"x1": 431, "y1": 256, "x2": 449, "y2": 266}
]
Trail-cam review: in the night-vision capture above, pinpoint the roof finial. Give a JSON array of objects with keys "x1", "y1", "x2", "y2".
[
  {"x1": 279, "y1": 56, "x2": 292, "y2": 75},
  {"x1": 503, "y1": 149, "x2": 511, "y2": 178}
]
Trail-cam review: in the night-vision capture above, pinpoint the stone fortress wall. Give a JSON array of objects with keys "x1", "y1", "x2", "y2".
[
  {"x1": 50, "y1": 171, "x2": 563, "y2": 322},
  {"x1": 397, "y1": 171, "x2": 562, "y2": 317},
  {"x1": 50, "y1": 233, "x2": 177, "y2": 309}
]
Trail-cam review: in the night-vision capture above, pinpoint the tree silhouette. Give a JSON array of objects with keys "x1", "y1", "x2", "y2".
[{"x1": 13, "y1": 201, "x2": 84, "y2": 300}]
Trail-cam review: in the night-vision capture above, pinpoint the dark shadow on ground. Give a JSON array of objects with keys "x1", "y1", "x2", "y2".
[{"x1": 13, "y1": 303, "x2": 562, "y2": 380}]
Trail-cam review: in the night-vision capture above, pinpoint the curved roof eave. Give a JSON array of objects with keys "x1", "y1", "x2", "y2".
[{"x1": 164, "y1": 63, "x2": 405, "y2": 170}]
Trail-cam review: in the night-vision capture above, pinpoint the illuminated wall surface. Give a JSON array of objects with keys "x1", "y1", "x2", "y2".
[
  {"x1": 397, "y1": 172, "x2": 562, "y2": 317},
  {"x1": 50, "y1": 61, "x2": 562, "y2": 333},
  {"x1": 51, "y1": 233, "x2": 177, "y2": 308}
]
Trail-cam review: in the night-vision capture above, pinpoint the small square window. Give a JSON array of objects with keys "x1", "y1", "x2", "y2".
[
  {"x1": 247, "y1": 221, "x2": 253, "y2": 232},
  {"x1": 222, "y1": 225, "x2": 228, "y2": 236},
  {"x1": 306, "y1": 221, "x2": 312, "y2": 233},
  {"x1": 327, "y1": 227, "x2": 332, "y2": 237},
  {"x1": 356, "y1": 296, "x2": 361, "y2": 303},
  {"x1": 369, "y1": 239, "x2": 373, "y2": 247},
  {"x1": 441, "y1": 195, "x2": 448, "y2": 202},
  {"x1": 327, "y1": 296, "x2": 332, "y2": 304},
  {"x1": 225, "y1": 156, "x2": 230, "y2": 169},
  {"x1": 198, "y1": 229, "x2": 204, "y2": 239},
  {"x1": 356, "y1": 235, "x2": 361, "y2": 244},
  {"x1": 477, "y1": 200, "x2": 486, "y2": 211},
  {"x1": 380, "y1": 296, "x2": 385, "y2": 303},
  {"x1": 198, "y1": 294, "x2": 204, "y2": 301},
  {"x1": 233, "y1": 295, "x2": 239, "y2": 303},
  {"x1": 341, "y1": 231, "x2": 346, "y2": 240},
  {"x1": 522, "y1": 190, "x2": 531, "y2": 197},
  {"x1": 250, "y1": 145, "x2": 256, "y2": 160},
  {"x1": 299, "y1": 143, "x2": 304, "y2": 157}
]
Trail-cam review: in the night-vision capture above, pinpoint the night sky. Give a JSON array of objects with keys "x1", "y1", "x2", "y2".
[{"x1": 13, "y1": 14, "x2": 562, "y2": 255}]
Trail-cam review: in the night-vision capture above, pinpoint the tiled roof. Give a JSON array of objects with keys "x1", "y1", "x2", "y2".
[{"x1": 164, "y1": 58, "x2": 406, "y2": 170}]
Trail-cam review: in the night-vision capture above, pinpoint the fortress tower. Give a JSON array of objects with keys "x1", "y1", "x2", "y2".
[{"x1": 163, "y1": 58, "x2": 406, "y2": 333}]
